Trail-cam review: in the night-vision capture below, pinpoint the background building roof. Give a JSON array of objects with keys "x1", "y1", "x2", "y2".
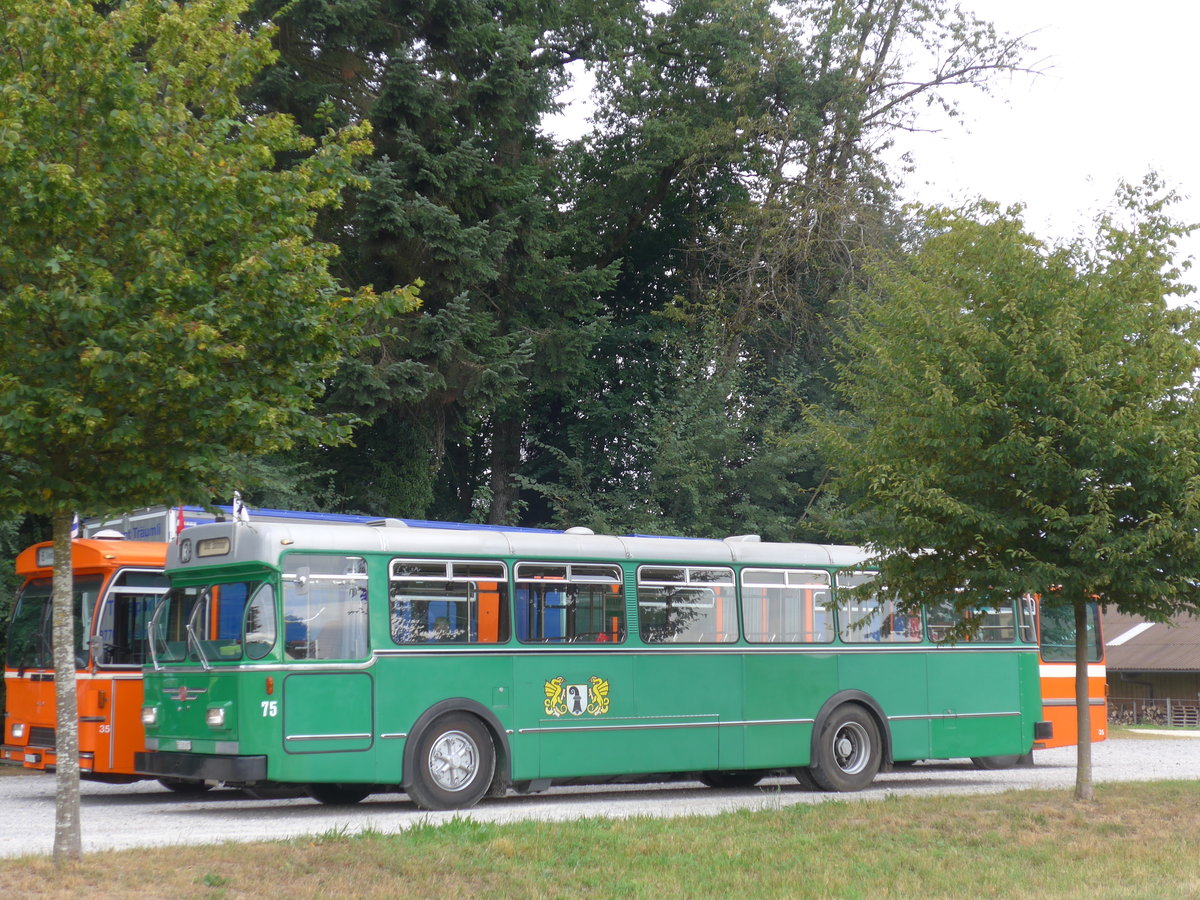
[{"x1": 1103, "y1": 610, "x2": 1200, "y2": 673}]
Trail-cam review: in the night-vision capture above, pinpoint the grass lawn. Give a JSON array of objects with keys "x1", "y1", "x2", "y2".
[{"x1": 3, "y1": 779, "x2": 1198, "y2": 900}]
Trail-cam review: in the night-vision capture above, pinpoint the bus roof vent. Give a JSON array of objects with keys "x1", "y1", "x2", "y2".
[
  {"x1": 92, "y1": 529, "x2": 127, "y2": 541},
  {"x1": 724, "y1": 534, "x2": 761, "y2": 543},
  {"x1": 564, "y1": 526, "x2": 595, "y2": 535},
  {"x1": 367, "y1": 518, "x2": 408, "y2": 528}
]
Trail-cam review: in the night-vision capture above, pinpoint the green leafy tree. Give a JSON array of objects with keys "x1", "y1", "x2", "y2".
[
  {"x1": 813, "y1": 179, "x2": 1200, "y2": 801},
  {"x1": 0, "y1": 0, "x2": 417, "y2": 861},
  {"x1": 526, "y1": 0, "x2": 1034, "y2": 537}
]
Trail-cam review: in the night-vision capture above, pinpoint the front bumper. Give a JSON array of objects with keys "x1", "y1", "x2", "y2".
[{"x1": 135, "y1": 750, "x2": 267, "y2": 783}]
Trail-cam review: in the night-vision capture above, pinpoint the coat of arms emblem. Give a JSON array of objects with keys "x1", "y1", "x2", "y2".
[{"x1": 544, "y1": 675, "x2": 610, "y2": 717}]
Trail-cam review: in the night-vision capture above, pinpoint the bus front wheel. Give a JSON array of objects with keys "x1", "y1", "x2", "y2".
[
  {"x1": 307, "y1": 783, "x2": 372, "y2": 805},
  {"x1": 407, "y1": 713, "x2": 496, "y2": 810},
  {"x1": 808, "y1": 704, "x2": 881, "y2": 792},
  {"x1": 157, "y1": 777, "x2": 212, "y2": 794}
]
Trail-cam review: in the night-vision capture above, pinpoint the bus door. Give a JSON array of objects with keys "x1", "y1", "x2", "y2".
[
  {"x1": 280, "y1": 555, "x2": 373, "y2": 757},
  {"x1": 633, "y1": 566, "x2": 738, "y2": 771},
  {"x1": 86, "y1": 569, "x2": 169, "y2": 774},
  {"x1": 511, "y1": 563, "x2": 641, "y2": 780},
  {"x1": 925, "y1": 599, "x2": 1031, "y2": 759}
]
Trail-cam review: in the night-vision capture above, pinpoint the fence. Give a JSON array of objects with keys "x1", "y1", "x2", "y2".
[{"x1": 1108, "y1": 696, "x2": 1200, "y2": 728}]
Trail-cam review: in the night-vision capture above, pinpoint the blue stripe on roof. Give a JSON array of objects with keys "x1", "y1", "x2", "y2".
[{"x1": 183, "y1": 506, "x2": 559, "y2": 534}]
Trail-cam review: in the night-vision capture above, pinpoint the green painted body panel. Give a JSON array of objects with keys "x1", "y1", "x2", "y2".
[
  {"x1": 140, "y1": 522, "x2": 1046, "y2": 790},
  {"x1": 283, "y1": 672, "x2": 374, "y2": 754}
]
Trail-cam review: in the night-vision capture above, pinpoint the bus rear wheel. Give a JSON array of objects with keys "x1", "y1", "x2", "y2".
[
  {"x1": 307, "y1": 783, "x2": 372, "y2": 805},
  {"x1": 808, "y1": 704, "x2": 881, "y2": 792},
  {"x1": 971, "y1": 753, "x2": 1029, "y2": 770},
  {"x1": 407, "y1": 713, "x2": 495, "y2": 811}
]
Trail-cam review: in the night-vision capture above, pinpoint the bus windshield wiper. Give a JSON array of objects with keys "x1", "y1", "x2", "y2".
[
  {"x1": 147, "y1": 599, "x2": 166, "y2": 671},
  {"x1": 185, "y1": 621, "x2": 211, "y2": 671},
  {"x1": 184, "y1": 589, "x2": 213, "y2": 671}
]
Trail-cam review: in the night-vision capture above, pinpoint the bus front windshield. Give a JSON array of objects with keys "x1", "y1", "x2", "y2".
[
  {"x1": 150, "y1": 580, "x2": 276, "y2": 666},
  {"x1": 94, "y1": 571, "x2": 169, "y2": 667},
  {"x1": 5, "y1": 576, "x2": 101, "y2": 670}
]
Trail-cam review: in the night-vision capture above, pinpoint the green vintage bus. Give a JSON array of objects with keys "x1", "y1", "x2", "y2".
[{"x1": 135, "y1": 520, "x2": 1049, "y2": 808}]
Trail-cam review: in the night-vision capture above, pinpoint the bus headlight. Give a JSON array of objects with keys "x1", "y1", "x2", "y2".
[
  {"x1": 141, "y1": 706, "x2": 159, "y2": 727},
  {"x1": 11, "y1": 723, "x2": 25, "y2": 740},
  {"x1": 206, "y1": 707, "x2": 227, "y2": 729}
]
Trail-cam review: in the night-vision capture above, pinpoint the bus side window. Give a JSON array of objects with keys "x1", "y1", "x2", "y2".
[
  {"x1": 835, "y1": 572, "x2": 920, "y2": 643},
  {"x1": 283, "y1": 555, "x2": 369, "y2": 660},
  {"x1": 741, "y1": 569, "x2": 834, "y2": 644},
  {"x1": 638, "y1": 566, "x2": 736, "y2": 643},
  {"x1": 516, "y1": 563, "x2": 624, "y2": 644},
  {"x1": 926, "y1": 600, "x2": 1017, "y2": 643},
  {"x1": 389, "y1": 560, "x2": 510, "y2": 646}
]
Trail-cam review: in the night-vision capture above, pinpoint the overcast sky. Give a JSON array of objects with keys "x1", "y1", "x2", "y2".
[
  {"x1": 549, "y1": 2, "x2": 1197, "y2": 293},
  {"x1": 894, "y1": 0, "x2": 1199, "y2": 296}
]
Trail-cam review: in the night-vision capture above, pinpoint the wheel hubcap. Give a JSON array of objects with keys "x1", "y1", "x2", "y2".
[
  {"x1": 832, "y1": 722, "x2": 871, "y2": 775},
  {"x1": 428, "y1": 729, "x2": 479, "y2": 792}
]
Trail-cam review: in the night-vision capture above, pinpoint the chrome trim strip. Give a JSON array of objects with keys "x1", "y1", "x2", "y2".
[
  {"x1": 379, "y1": 733, "x2": 407, "y2": 740},
  {"x1": 889, "y1": 710, "x2": 1021, "y2": 721},
  {"x1": 518, "y1": 715, "x2": 804, "y2": 735},
  {"x1": 518, "y1": 709, "x2": 1022, "y2": 736},
  {"x1": 371, "y1": 645, "x2": 1040, "y2": 658},
  {"x1": 284, "y1": 733, "x2": 372, "y2": 742}
]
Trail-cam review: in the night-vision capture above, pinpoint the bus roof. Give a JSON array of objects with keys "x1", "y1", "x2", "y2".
[
  {"x1": 168, "y1": 521, "x2": 873, "y2": 573},
  {"x1": 16, "y1": 537, "x2": 168, "y2": 578}
]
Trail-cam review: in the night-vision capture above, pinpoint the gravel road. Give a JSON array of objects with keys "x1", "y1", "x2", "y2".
[{"x1": 2, "y1": 735, "x2": 1198, "y2": 859}]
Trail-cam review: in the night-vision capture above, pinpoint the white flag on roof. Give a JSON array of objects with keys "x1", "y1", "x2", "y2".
[{"x1": 232, "y1": 491, "x2": 250, "y2": 523}]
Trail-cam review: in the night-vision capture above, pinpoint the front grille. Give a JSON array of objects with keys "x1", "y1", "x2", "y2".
[{"x1": 28, "y1": 726, "x2": 56, "y2": 750}]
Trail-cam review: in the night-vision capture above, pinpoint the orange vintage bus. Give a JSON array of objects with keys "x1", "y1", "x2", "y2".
[
  {"x1": 1033, "y1": 599, "x2": 1106, "y2": 749},
  {"x1": 2, "y1": 533, "x2": 178, "y2": 784}
]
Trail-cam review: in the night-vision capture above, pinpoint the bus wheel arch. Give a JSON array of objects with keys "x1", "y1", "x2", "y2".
[
  {"x1": 805, "y1": 692, "x2": 889, "y2": 792},
  {"x1": 403, "y1": 700, "x2": 509, "y2": 810}
]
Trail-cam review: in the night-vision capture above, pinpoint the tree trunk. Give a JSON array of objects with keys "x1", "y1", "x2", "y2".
[
  {"x1": 51, "y1": 511, "x2": 83, "y2": 862},
  {"x1": 1073, "y1": 598, "x2": 1094, "y2": 803},
  {"x1": 487, "y1": 415, "x2": 523, "y2": 525}
]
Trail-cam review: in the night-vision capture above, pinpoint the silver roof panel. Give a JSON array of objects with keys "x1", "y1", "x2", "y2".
[{"x1": 169, "y1": 521, "x2": 874, "y2": 572}]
